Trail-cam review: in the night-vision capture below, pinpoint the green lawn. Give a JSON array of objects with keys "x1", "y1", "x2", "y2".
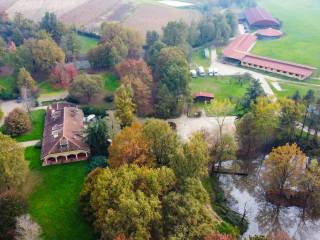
[
  {"x1": 15, "y1": 110, "x2": 46, "y2": 142},
  {"x1": 252, "y1": 0, "x2": 320, "y2": 69},
  {"x1": 191, "y1": 47, "x2": 211, "y2": 68},
  {"x1": 38, "y1": 81, "x2": 65, "y2": 95},
  {"x1": 268, "y1": 80, "x2": 320, "y2": 98},
  {"x1": 101, "y1": 72, "x2": 120, "y2": 93},
  {"x1": 25, "y1": 147, "x2": 95, "y2": 240},
  {"x1": 190, "y1": 76, "x2": 250, "y2": 101},
  {"x1": 78, "y1": 35, "x2": 99, "y2": 54}
]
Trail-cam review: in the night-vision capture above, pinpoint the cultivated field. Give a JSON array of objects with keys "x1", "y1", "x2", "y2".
[{"x1": 252, "y1": 0, "x2": 320, "y2": 69}]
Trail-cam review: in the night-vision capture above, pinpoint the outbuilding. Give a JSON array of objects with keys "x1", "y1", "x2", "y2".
[
  {"x1": 256, "y1": 28, "x2": 283, "y2": 40},
  {"x1": 193, "y1": 92, "x2": 214, "y2": 102},
  {"x1": 243, "y1": 7, "x2": 280, "y2": 29}
]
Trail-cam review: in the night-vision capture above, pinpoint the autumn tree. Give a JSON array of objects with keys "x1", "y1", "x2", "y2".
[
  {"x1": 85, "y1": 118, "x2": 111, "y2": 156},
  {"x1": 80, "y1": 165, "x2": 176, "y2": 240},
  {"x1": 114, "y1": 85, "x2": 135, "y2": 128},
  {"x1": 108, "y1": 122, "x2": 154, "y2": 168},
  {"x1": 162, "y1": 178, "x2": 217, "y2": 239},
  {"x1": 263, "y1": 143, "x2": 306, "y2": 193},
  {"x1": 206, "y1": 99, "x2": 234, "y2": 138},
  {"x1": 204, "y1": 233, "x2": 235, "y2": 240},
  {"x1": 15, "y1": 38, "x2": 65, "y2": 74},
  {"x1": 211, "y1": 134, "x2": 237, "y2": 173},
  {"x1": 0, "y1": 191, "x2": 27, "y2": 240},
  {"x1": 0, "y1": 133, "x2": 29, "y2": 192},
  {"x1": 170, "y1": 132, "x2": 209, "y2": 179},
  {"x1": 69, "y1": 74, "x2": 103, "y2": 104},
  {"x1": 16, "y1": 67, "x2": 37, "y2": 93},
  {"x1": 51, "y1": 62, "x2": 78, "y2": 89},
  {"x1": 3, "y1": 108, "x2": 31, "y2": 137},
  {"x1": 142, "y1": 119, "x2": 179, "y2": 166},
  {"x1": 117, "y1": 59, "x2": 154, "y2": 116}
]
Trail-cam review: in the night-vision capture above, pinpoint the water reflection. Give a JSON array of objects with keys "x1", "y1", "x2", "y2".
[{"x1": 219, "y1": 159, "x2": 320, "y2": 240}]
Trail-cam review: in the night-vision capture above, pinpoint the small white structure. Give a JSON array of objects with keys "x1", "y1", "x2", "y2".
[
  {"x1": 213, "y1": 68, "x2": 219, "y2": 76},
  {"x1": 204, "y1": 48, "x2": 210, "y2": 58},
  {"x1": 190, "y1": 69, "x2": 197, "y2": 78},
  {"x1": 197, "y1": 66, "x2": 206, "y2": 76},
  {"x1": 84, "y1": 114, "x2": 96, "y2": 124}
]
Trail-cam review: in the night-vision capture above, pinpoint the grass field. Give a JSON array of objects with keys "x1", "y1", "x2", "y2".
[
  {"x1": 252, "y1": 0, "x2": 320, "y2": 69},
  {"x1": 25, "y1": 147, "x2": 95, "y2": 240},
  {"x1": 268, "y1": 80, "x2": 320, "y2": 98},
  {"x1": 15, "y1": 110, "x2": 46, "y2": 142},
  {"x1": 0, "y1": 75, "x2": 16, "y2": 97},
  {"x1": 38, "y1": 81, "x2": 65, "y2": 95},
  {"x1": 101, "y1": 72, "x2": 120, "y2": 93},
  {"x1": 190, "y1": 76, "x2": 250, "y2": 101},
  {"x1": 191, "y1": 47, "x2": 211, "y2": 68},
  {"x1": 78, "y1": 35, "x2": 99, "y2": 54}
]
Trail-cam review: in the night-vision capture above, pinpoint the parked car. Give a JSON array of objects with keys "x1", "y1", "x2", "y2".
[
  {"x1": 213, "y1": 68, "x2": 219, "y2": 76},
  {"x1": 197, "y1": 66, "x2": 206, "y2": 76},
  {"x1": 190, "y1": 69, "x2": 197, "y2": 78}
]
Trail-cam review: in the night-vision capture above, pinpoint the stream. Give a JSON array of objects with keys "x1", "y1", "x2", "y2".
[{"x1": 218, "y1": 159, "x2": 320, "y2": 240}]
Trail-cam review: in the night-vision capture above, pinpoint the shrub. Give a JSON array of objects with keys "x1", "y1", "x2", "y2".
[
  {"x1": 88, "y1": 155, "x2": 107, "y2": 172},
  {"x1": 3, "y1": 108, "x2": 31, "y2": 136}
]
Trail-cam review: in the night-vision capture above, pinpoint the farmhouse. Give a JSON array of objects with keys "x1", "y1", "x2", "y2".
[
  {"x1": 223, "y1": 34, "x2": 316, "y2": 80},
  {"x1": 256, "y1": 28, "x2": 283, "y2": 40},
  {"x1": 41, "y1": 102, "x2": 90, "y2": 166},
  {"x1": 193, "y1": 92, "x2": 214, "y2": 102},
  {"x1": 242, "y1": 7, "x2": 280, "y2": 29}
]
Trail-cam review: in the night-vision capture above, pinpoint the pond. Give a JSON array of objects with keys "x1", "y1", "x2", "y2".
[{"x1": 219, "y1": 159, "x2": 320, "y2": 240}]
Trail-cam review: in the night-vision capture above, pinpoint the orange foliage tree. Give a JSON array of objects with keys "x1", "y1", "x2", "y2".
[
  {"x1": 51, "y1": 63, "x2": 78, "y2": 89},
  {"x1": 117, "y1": 59, "x2": 154, "y2": 116},
  {"x1": 204, "y1": 233, "x2": 235, "y2": 240},
  {"x1": 108, "y1": 122, "x2": 155, "y2": 168}
]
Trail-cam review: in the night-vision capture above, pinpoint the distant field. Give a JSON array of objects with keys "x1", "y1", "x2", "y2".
[
  {"x1": 25, "y1": 147, "x2": 95, "y2": 240},
  {"x1": 78, "y1": 35, "x2": 98, "y2": 54},
  {"x1": 252, "y1": 0, "x2": 320, "y2": 69},
  {"x1": 190, "y1": 76, "x2": 250, "y2": 101}
]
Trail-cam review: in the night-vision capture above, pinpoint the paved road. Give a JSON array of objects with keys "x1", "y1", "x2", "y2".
[
  {"x1": 210, "y1": 49, "x2": 275, "y2": 97},
  {"x1": 19, "y1": 140, "x2": 41, "y2": 148}
]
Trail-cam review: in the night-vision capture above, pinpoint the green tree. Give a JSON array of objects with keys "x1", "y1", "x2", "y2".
[
  {"x1": 16, "y1": 67, "x2": 37, "y2": 92},
  {"x1": 162, "y1": 178, "x2": 217, "y2": 239},
  {"x1": 145, "y1": 41, "x2": 166, "y2": 71},
  {"x1": 0, "y1": 191, "x2": 27, "y2": 240},
  {"x1": 40, "y1": 12, "x2": 65, "y2": 43},
  {"x1": 155, "y1": 84, "x2": 178, "y2": 119},
  {"x1": 80, "y1": 165, "x2": 176, "y2": 240},
  {"x1": 69, "y1": 74, "x2": 103, "y2": 104},
  {"x1": 114, "y1": 85, "x2": 135, "y2": 128},
  {"x1": 225, "y1": 10, "x2": 238, "y2": 36},
  {"x1": 170, "y1": 132, "x2": 209, "y2": 180},
  {"x1": 146, "y1": 31, "x2": 160, "y2": 48},
  {"x1": 3, "y1": 108, "x2": 31, "y2": 137},
  {"x1": 142, "y1": 119, "x2": 179, "y2": 166},
  {"x1": 162, "y1": 20, "x2": 188, "y2": 46},
  {"x1": 0, "y1": 133, "x2": 29, "y2": 192},
  {"x1": 85, "y1": 118, "x2": 110, "y2": 156},
  {"x1": 60, "y1": 30, "x2": 81, "y2": 60},
  {"x1": 0, "y1": 107, "x2": 3, "y2": 121}
]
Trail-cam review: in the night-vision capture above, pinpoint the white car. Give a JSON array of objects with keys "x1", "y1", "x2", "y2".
[
  {"x1": 213, "y1": 68, "x2": 219, "y2": 76},
  {"x1": 197, "y1": 66, "x2": 206, "y2": 76},
  {"x1": 208, "y1": 67, "x2": 214, "y2": 76},
  {"x1": 190, "y1": 69, "x2": 197, "y2": 78}
]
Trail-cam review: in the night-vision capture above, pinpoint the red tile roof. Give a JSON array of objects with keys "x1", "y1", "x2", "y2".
[
  {"x1": 244, "y1": 7, "x2": 280, "y2": 27},
  {"x1": 193, "y1": 92, "x2": 214, "y2": 98},
  {"x1": 256, "y1": 28, "x2": 283, "y2": 37},
  {"x1": 41, "y1": 102, "x2": 89, "y2": 160},
  {"x1": 242, "y1": 55, "x2": 316, "y2": 78},
  {"x1": 223, "y1": 34, "x2": 257, "y2": 60}
]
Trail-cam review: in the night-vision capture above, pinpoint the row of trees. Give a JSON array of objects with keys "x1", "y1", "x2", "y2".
[{"x1": 80, "y1": 119, "x2": 237, "y2": 239}]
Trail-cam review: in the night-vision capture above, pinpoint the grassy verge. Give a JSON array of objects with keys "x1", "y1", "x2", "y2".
[
  {"x1": 25, "y1": 147, "x2": 95, "y2": 240},
  {"x1": 191, "y1": 47, "x2": 211, "y2": 69},
  {"x1": 190, "y1": 76, "x2": 250, "y2": 101},
  {"x1": 78, "y1": 35, "x2": 99, "y2": 54},
  {"x1": 202, "y1": 176, "x2": 245, "y2": 235},
  {"x1": 38, "y1": 81, "x2": 65, "y2": 96},
  {"x1": 267, "y1": 80, "x2": 320, "y2": 98},
  {"x1": 15, "y1": 110, "x2": 46, "y2": 142}
]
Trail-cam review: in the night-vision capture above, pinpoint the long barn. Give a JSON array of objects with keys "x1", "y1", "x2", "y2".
[
  {"x1": 242, "y1": 7, "x2": 280, "y2": 29},
  {"x1": 223, "y1": 34, "x2": 316, "y2": 80}
]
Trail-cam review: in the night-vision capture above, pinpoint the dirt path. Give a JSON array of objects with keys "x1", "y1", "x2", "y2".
[{"x1": 19, "y1": 140, "x2": 41, "y2": 148}]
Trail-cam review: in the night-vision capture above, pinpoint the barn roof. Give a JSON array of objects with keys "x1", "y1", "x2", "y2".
[
  {"x1": 223, "y1": 34, "x2": 257, "y2": 60},
  {"x1": 193, "y1": 92, "x2": 214, "y2": 99},
  {"x1": 244, "y1": 7, "x2": 280, "y2": 27},
  {"x1": 41, "y1": 102, "x2": 89, "y2": 160},
  {"x1": 256, "y1": 28, "x2": 283, "y2": 37},
  {"x1": 242, "y1": 54, "x2": 316, "y2": 77}
]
